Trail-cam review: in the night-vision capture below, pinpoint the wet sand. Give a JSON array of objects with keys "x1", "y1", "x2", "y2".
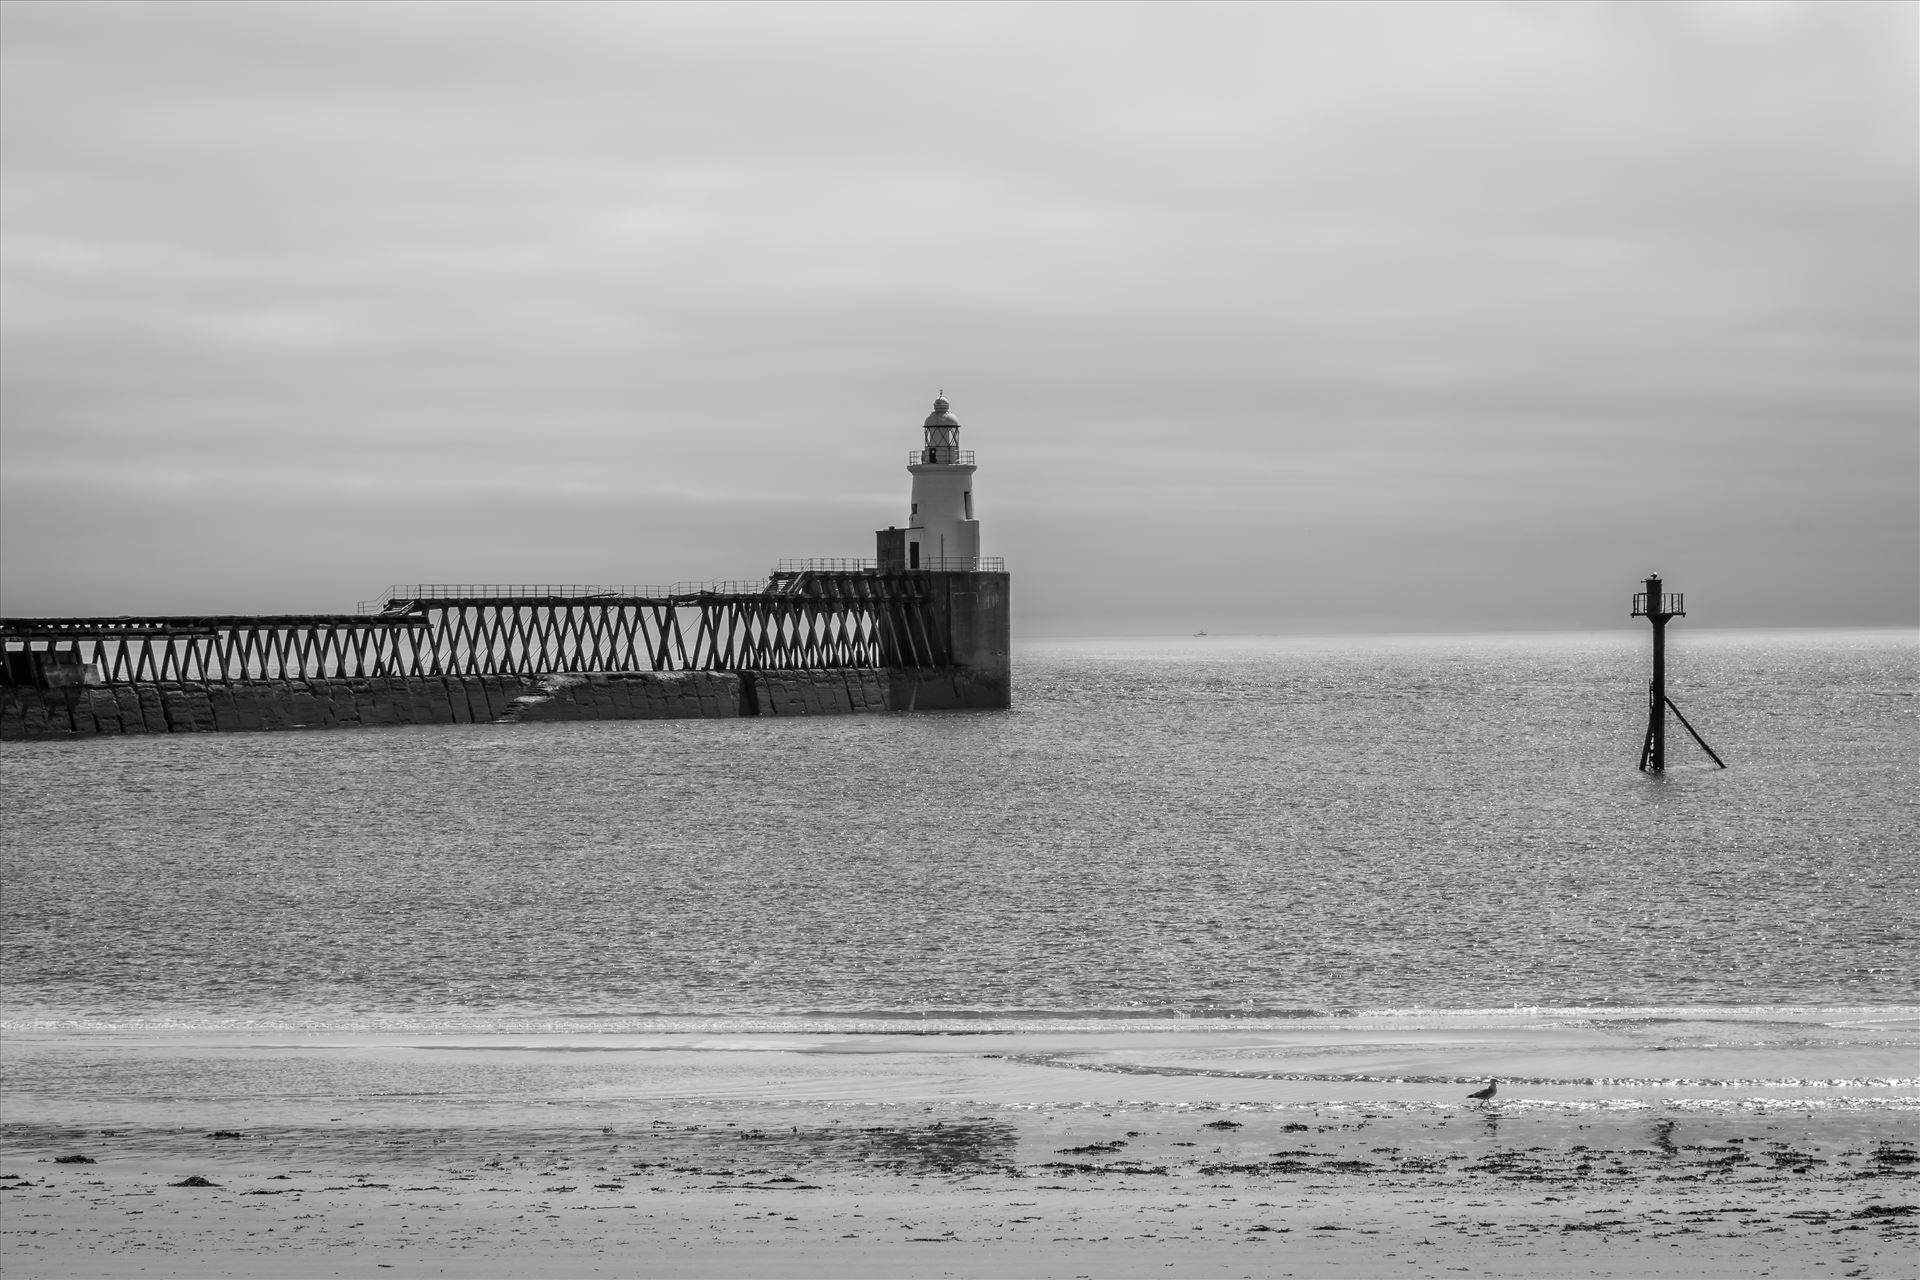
[{"x1": 4, "y1": 1017, "x2": 1915, "y2": 1277}]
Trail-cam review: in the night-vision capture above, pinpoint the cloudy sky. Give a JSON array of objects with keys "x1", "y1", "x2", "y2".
[{"x1": 2, "y1": 1, "x2": 1913, "y2": 634}]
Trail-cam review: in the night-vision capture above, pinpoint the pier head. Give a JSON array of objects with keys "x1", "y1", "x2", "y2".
[{"x1": 1, "y1": 397, "x2": 1010, "y2": 738}]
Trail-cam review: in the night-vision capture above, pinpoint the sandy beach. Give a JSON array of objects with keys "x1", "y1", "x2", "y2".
[{"x1": 4, "y1": 1014, "x2": 1915, "y2": 1277}]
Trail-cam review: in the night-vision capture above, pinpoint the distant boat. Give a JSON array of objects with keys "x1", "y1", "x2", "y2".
[{"x1": 1194, "y1": 631, "x2": 1208, "y2": 637}]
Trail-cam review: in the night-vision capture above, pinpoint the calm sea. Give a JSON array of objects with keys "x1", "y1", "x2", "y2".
[{"x1": 2, "y1": 629, "x2": 1914, "y2": 1031}]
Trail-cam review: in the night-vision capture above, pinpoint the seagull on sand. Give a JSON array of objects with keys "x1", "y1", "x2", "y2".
[{"x1": 1467, "y1": 1079, "x2": 1498, "y2": 1102}]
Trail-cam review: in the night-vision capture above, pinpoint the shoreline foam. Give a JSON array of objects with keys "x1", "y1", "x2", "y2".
[{"x1": 8, "y1": 1000, "x2": 1916, "y2": 1036}]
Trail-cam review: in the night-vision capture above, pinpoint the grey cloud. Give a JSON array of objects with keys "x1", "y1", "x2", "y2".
[{"x1": 2, "y1": 1, "x2": 1912, "y2": 628}]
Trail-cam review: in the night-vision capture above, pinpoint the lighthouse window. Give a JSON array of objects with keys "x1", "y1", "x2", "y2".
[
  {"x1": 963, "y1": 491, "x2": 972, "y2": 519},
  {"x1": 911, "y1": 503, "x2": 918, "y2": 516}
]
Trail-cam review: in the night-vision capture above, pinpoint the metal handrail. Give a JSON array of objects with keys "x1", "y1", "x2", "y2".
[
  {"x1": 775, "y1": 559, "x2": 877, "y2": 573},
  {"x1": 1630, "y1": 592, "x2": 1685, "y2": 617},
  {"x1": 357, "y1": 581, "x2": 772, "y2": 613},
  {"x1": 776, "y1": 557, "x2": 1005, "y2": 574},
  {"x1": 907, "y1": 449, "x2": 976, "y2": 466},
  {"x1": 918, "y1": 556, "x2": 1004, "y2": 571}
]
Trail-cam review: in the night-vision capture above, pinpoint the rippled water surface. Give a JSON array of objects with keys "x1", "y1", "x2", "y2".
[{"x1": 3, "y1": 629, "x2": 1914, "y2": 1025}]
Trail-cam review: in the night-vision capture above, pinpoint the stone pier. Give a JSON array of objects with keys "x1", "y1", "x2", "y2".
[{"x1": 0, "y1": 667, "x2": 999, "y2": 740}]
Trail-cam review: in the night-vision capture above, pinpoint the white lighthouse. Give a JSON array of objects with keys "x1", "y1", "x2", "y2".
[
  {"x1": 890, "y1": 394, "x2": 980, "y2": 571},
  {"x1": 867, "y1": 392, "x2": 1010, "y2": 708}
]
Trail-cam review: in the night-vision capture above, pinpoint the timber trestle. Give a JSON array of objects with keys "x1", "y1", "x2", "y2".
[{"x1": 2, "y1": 572, "x2": 952, "y2": 687}]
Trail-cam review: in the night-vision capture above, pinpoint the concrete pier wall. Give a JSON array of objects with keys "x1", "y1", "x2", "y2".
[
  {"x1": 901, "y1": 570, "x2": 1011, "y2": 710},
  {"x1": 0, "y1": 667, "x2": 981, "y2": 740}
]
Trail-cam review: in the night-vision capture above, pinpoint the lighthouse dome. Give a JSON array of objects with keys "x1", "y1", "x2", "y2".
[{"x1": 924, "y1": 396, "x2": 960, "y2": 429}]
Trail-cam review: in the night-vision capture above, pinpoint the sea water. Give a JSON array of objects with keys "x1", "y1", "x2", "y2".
[{"x1": 2, "y1": 629, "x2": 1914, "y2": 1031}]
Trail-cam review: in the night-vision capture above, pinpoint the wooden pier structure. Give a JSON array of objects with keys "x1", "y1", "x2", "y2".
[{"x1": 1, "y1": 566, "x2": 1005, "y2": 688}]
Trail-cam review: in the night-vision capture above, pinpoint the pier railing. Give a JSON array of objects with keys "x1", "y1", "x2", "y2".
[
  {"x1": 356, "y1": 581, "x2": 773, "y2": 614},
  {"x1": 775, "y1": 557, "x2": 1006, "y2": 573},
  {"x1": 917, "y1": 556, "x2": 1003, "y2": 572}
]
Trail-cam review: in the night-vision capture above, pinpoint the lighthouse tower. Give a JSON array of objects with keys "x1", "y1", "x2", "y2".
[
  {"x1": 883, "y1": 394, "x2": 980, "y2": 571},
  {"x1": 867, "y1": 393, "x2": 1009, "y2": 709}
]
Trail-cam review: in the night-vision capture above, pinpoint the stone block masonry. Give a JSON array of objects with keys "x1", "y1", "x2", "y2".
[
  {"x1": 497, "y1": 672, "x2": 746, "y2": 724},
  {"x1": 0, "y1": 668, "x2": 974, "y2": 739},
  {"x1": 749, "y1": 670, "x2": 892, "y2": 716}
]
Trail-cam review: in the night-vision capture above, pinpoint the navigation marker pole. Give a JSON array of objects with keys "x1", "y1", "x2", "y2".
[{"x1": 1630, "y1": 573, "x2": 1725, "y2": 773}]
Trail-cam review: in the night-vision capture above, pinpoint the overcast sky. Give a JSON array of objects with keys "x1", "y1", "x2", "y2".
[{"x1": 2, "y1": 1, "x2": 1913, "y2": 634}]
